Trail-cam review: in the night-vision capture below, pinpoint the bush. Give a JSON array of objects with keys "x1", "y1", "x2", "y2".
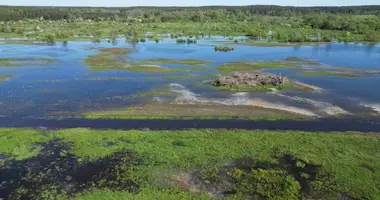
[
  {"x1": 3, "y1": 25, "x2": 12, "y2": 33},
  {"x1": 176, "y1": 38, "x2": 186, "y2": 44},
  {"x1": 235, "y1": 169, "x2": 301, "y2": 200},
  {"x1": 37, "y1": 34, "x2": 56, "y2": 44},
  {"x1": 56, "y1": 30, "x2": 73, "y2": 38},
  {"x1": 15, "y1": 28, "x2": 25, "y2": 34},
  {"x1": 92, "y1": 38, "x2": 101, "y2": 43},
  {"x1": 186, "y1": 38, "x2": 197, "y2": 44},
  {"x1": 214, "y1": 46, "x2": 234, "y2": 52}
]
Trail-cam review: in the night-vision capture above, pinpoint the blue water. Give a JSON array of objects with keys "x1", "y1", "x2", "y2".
[{"x1": 1, "y1": 38, "x2": 380, "y2": 120}]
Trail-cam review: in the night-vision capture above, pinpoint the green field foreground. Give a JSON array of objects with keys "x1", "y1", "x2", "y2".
[{"x1": 0, "y1": 128, "x2": 379, "y2": 199}]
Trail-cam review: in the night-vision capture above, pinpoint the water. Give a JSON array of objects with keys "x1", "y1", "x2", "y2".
[{"x1": 1, "y1": 38, "x2": 380, "y2": 126}]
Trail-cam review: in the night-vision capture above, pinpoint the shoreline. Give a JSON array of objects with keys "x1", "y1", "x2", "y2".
[{"x1": 2, "y1": 118, "x2": 380, "y2": 132}]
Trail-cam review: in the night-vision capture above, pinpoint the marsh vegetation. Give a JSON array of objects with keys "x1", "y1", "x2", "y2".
[{"x1": 0, "y1": 128, "x2": 379, "y2": 200}]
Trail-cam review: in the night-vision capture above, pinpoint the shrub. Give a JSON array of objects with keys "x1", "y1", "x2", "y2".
[{"x1": 214, "y1": 46, "x2": 234, "y2": 52}]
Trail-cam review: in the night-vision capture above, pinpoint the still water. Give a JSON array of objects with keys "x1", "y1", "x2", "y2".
[{"x1": 1, "y1": 38, "x2": 380, "y2": 126}]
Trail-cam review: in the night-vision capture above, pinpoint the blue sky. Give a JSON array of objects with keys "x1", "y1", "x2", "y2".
[{"x1": 2, "y1": 0, "x2": 379, "y2": 7}]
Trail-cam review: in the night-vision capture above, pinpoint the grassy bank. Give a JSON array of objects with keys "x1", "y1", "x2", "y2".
[
  {"x1": 83, "y1": 102, "x2": 306, "y2": 120},
  {"x1": 0, "y1": 128, "x2": 379, "y2": 199}
]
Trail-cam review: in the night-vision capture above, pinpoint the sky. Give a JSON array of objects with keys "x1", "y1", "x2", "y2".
[{"x1": 1, "y1": 0, "x2": 379, "y2": 7}]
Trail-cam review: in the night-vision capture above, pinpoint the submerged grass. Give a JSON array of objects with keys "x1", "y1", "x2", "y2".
[
  {"x1": 298, "y1": 71, "x2": 363, "y2": 78},
  {"x1": 0, "y1": 128, "x2": 379, "y2": 199},
  {"x1": 0, "y1": 57, "x2": 56, "y2": 67},
  {"x1": 84, "y1": 50, "x2": 206, "y2": 72},
  {"x1": 218, "y1": 61, "x2": 293, "y2": 72},
  {"x1": 0, "y1": 75, "x2": 11, "y2": 82},
  {"x1": 143, "y1": 58, "x2": 211, "y2": 65},
  {"x1": 99, "y1": 48, "x2": 133, "y2": 54}
]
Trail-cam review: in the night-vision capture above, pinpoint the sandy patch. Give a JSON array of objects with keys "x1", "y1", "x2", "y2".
[
  {"x1": 360, "y1": 103, "x2": 380, "y2": 114},
  {"x1": 168, "y1": 83, "x2": 319, "y2": 117},
  {"x1": 269, "y1": 93, "x2": 351, "y2": 116}
]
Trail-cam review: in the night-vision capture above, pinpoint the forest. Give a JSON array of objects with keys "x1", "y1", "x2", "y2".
[
  {"x1": 1, "y1": 5, "x2": 380, "y2": 21},
  {"x1": 1, "y1": 5, "x2": 380, "y2": 43}
]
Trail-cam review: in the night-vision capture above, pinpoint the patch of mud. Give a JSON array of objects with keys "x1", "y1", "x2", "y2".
[
  {"x1": 173, "y1": 154, "x2": 338, "y2": 199},
  {"x1": 168, "y1": 84, "x2": 318, "y2": 117},
  {"x1": 0, "y1": 138, "x2": 145, "y2": 200}
]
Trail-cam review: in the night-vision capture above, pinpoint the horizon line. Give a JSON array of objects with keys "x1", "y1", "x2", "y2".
[{"x1": 1, "y1": 4, "x2": 380, "y2": 8}]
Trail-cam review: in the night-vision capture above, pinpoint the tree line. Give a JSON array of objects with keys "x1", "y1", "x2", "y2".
[{"x1": 0, "y1": 5, "x2": 380, "y2": 22}]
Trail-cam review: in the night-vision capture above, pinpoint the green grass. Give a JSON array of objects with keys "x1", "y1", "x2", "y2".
[
  {"x1": 0, "y1": 128, "x2": 52, "y2": 160},
  {"x1": 213, "y1": 82, "x2": 294, "y2": 92},
  {"x1": 0, "y1": 75, "x2": 12, "y2": 82},
  {"x1": 0, "y1": 57, "x2": 56, "y2": 67},
  {"x1": 298, "y1": 71, "x2": 363, "y2": 78},
  {"x1": 144, "y1": 58, "x2": 210, "y2": 65},
  {"x1": 0, "y1": 128, "x2": 379, "y2": 199},
  {"x1": 218, "y1": 61, "x2": 293, "y2": 72},
  {"x1": 69, "y1": 188, "x2": 210, "y2": 200},
  {"x1": 83, "y1": 102, "x2": 308, "y2": 120},
  {"x1": 0, "y1": 40, "x2": 37, "y2": 45}
]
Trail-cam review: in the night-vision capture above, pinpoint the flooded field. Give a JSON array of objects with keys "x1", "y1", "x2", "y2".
[{"x1": 1, "y1": 38, "x2": 380, "y2": 128}]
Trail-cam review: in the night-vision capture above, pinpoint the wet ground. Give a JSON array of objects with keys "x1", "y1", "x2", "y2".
[{"x1": 1, "y1": 38, "x2": 380, "y2": 128}]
